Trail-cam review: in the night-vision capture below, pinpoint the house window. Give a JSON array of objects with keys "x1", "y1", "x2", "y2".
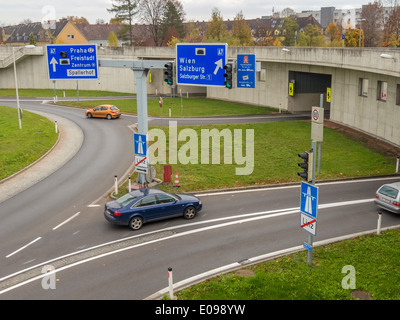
[
  {"x1": 377, "y1": 81, "x2": 388, "y2": 102},
  {"x1": 359, "y1": 78, "x2": 368, "y2": 97}
]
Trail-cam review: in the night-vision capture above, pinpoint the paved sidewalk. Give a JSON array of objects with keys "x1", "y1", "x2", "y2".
[{"x1": 0, "y1": 111, "x2": 84, "y2": 204}]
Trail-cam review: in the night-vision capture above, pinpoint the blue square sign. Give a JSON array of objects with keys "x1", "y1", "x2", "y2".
[
  {"x1": 237, "y1": 54, "x2": 256, "y2": 88},
  {"x1": 300, "y1": 182, "x2": 319, "y2": 219},
  {"x1": 46, "y1": 44, "x2": 98, "y2": 80},
  {"x1": 134, "y1": 133, "x2": 147, "y2": 157}
]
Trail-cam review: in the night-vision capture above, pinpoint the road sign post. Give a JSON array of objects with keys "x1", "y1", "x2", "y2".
[{"x1": 300, "y1": 179, "x2": 319, "y2": 267}]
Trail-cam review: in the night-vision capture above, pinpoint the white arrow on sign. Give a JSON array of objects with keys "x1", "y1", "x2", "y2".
[
  {"x1": 50, "y1": 57, "x2": 58, "y2": 72},
  {"x1": 214, "y1": 59, "x2": 223, "y2": 75}
]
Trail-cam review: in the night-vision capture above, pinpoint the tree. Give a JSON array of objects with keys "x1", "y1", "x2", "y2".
[
  {"x1": 29, "y1": 32, "x2": 36, "y2": 45},
  {"x1": 345, "y1": 28, "x2": 364, "y2": 47},
  {"x1": 108, "y1": 0, "x2": 138, "y2": 46},
  {"x1": 62, "y1": 16, "x2": 89, "y2": 24},
  {"x1": 232, "y1": 11, "x2": 254, "y2": 46},
  {"x1": 281, "y1": 7, "x2": 295, "y2": 18},
  {"x1": 281, "y1": 17, "x2": 299, "y2": 46},
  {"x1": 383, "y1": 6, "x2": 400, "y2": 46},
  {"x1": 205, "y1": 7, "x2": 229, "y2": 42},
  {"x1": 361, "y1": 1, "x2": 384, "y2": 47},
  {"x1": 138, "y1": 0, "x2": 166, "y2": 46},
  {"x1": 161, "y1": 0, "x2": 185, "y2": 45},
  {"x1": 296, "y1": 24, "x2": 326, "y2": 47},
  {"x1": 108, "y1": 31, "x2": 119, "y2": 46}
]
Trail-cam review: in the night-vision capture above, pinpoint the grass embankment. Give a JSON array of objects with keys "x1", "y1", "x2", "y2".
[
  {"x1": 117, "y1": 121, "x2": 395, "y2": 194},
  {"x1": 177, "y1": 229, "x2": 400, "y2": 300},
  {"x1": 0, "y1": 106, "x2": 58, "y2": 180},
  {"x1": 59, "y1": 97, "x2": 276, "y2": 117}
]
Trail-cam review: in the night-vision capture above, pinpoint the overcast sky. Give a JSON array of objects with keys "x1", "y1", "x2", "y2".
[{"x1": 1, "y1": 1, "x2": 370, "y2": 25}]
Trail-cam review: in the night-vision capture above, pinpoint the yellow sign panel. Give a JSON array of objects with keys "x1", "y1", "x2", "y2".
[
  {"x1": 327, "y1": 87, "x2": 331, "y2": 103},
  {"x1": 289, "y1": 83, "x2": 294, "y2": 96}
]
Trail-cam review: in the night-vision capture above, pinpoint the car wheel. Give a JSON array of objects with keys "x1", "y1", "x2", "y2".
[
  {"x1": 183, "y1": 206, "x2": 196, "y2": 220},
  {"x1": 87, "y1": 113, "x2": 92, "y2": 118},
  {"x1": 129, "y1": 216, "x2": 143, "y2": 230},
  {"x1": 107, "y1": 114, "x2": 112, "y2": 120}
]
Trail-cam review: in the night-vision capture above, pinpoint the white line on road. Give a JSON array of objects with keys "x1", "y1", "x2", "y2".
[
  {"x1": 0, "y1": 197, "x2": 375, "y2": 294},
  {"x1": 6, "y1": 237, "x2": 42, "y2": 258},
  {"x1": 52, "y1": 212, "x2": 80, "y2": 230}
]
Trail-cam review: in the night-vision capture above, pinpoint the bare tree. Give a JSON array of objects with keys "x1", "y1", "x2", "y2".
[
  {"x1": 138, "y1": 0, "x2": 167, "y2": 46},
  {"x1": 361, "y1": 1, "x2": 384, "y2": 47}
]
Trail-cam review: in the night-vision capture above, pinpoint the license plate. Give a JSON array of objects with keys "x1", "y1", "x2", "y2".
[{"x1": 382, "y1": 197, "x2": 391, "y2": 204}]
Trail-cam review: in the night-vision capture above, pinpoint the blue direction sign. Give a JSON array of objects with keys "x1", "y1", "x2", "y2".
[
  {"x1": 237, "y1": 54, "x2": 256, "y2": 88},
  {"x1": 300, "y1": 181, "x2": 319, "y2": 219},
  {"x1": 46, "y1": 44, "x2": 98, "y2": 80},
  {"x1": 176, "y1": 43, "x2": 227, "y2": 87}
]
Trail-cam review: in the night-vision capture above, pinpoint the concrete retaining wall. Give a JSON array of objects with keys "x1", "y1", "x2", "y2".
[{"x1": 0, "y1": 45, "x2": 399, "y2": 146}]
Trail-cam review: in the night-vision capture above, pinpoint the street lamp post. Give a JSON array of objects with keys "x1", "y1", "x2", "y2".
[
  {"x1": 357, "y1": 18, "x2": 366, "y2": 48},
  {"x1": 12, "y1": 45, "x2": 35, "y2": 130},
  {"x1": 12, "y1": 47, "x2": 22, "y2": 130}
]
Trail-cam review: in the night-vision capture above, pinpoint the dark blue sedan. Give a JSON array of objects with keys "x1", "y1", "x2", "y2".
[{"x1": 104, "y1": 188, "x2": 202, "y2": 230}]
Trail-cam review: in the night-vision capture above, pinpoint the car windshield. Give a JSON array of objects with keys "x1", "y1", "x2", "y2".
[
  {"x1": 116, "y1": 193, "x2": 138, "y2": 207},
  {"x1": 110, "y1": 106, "x2": 119, "y2": 111},
  {"x1": 379, "y1": 186, "x2": 399, "y2": 199}
]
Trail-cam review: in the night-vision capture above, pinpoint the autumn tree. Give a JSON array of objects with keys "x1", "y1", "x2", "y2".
[
  {"x1": 232, "y1": 11, "x2": 254, "y2": 46},
  {"x1": 345, "y1": 28, "x2": 364, "y2": 47},
  {"x1": 108, "y1": 31, "x2": 118, "y2": 46},
  {"x1": 108, "y1": 0, "x2": 138, "y2": 46},
  {"x1": 205, "y1": 7, "x2": 229, "y2": 42},
  {"x1": 383, "y1": 6, "x2": 400, "y2": 46},
  {"x1": 62, "y1": 16, "x2": 89, "y2": 24}
]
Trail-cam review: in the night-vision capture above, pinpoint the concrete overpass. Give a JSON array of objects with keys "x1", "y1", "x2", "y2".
[{"x1": 0, "y1": 45, "x2": 399, "y2": 147}]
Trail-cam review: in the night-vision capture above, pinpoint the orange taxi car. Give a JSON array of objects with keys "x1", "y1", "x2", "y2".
[{"x1": 85, "y1": 105, "x2": 121, "y2": 120}]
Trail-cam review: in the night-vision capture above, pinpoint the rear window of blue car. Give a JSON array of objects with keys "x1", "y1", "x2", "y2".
[{"x1": 116, "y1": 193, "x2": 138, "y2": 207}]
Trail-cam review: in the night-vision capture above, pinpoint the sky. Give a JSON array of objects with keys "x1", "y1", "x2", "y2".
[{"x1": 0, "y1": 0, "x2": 371, "y2": 26}]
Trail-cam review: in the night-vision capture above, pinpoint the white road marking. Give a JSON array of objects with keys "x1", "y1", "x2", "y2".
[
  {"x1": 52, "y1": 212, "x2": 80, "y2": 230},
  {"x1": 6, "y1": 237, "x2": 42, "y2": 258}
]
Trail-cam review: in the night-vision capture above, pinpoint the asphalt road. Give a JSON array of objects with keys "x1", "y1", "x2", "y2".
[{"x1": 0, "y1": 99, "x2": 399, "y2": 300}]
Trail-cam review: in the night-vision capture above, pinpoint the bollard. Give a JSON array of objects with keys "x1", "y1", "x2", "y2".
[
  {"x1": 168, "y1": 267, "x2": 176, "y2": 300},
  {"x1": 114, "y1": 175, "x2": 118, "y2": 195},
  {"x1": 55, "y1": 121, "x2": 58, "y2": 134},
  {"x1": 377, "y1": 211, "x2": 382, "y2": 235},
  {"x1": 128, "y1": 175, "x2": 131, "y2": 192},
  {"x1": 396, "y1": 157, "x2": 399, "y2": 173}
]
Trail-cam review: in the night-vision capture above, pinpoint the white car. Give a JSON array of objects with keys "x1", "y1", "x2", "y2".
[{"x1": 374, "y1": 182, "x2": 400, "y2": 214}]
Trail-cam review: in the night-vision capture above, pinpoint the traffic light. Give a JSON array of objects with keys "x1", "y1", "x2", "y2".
[
  {"x1": 297, "y1": 149, "x2": 314, "y2": 182},
  {"x1": 223, "y1": 63, "x2": 233, "y2": 89},
  {"x1": 164, "y1": 62, "x2": 173, "y2": 85}
]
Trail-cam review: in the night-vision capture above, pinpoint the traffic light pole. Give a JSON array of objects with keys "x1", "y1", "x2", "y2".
[
  {"x1": 306, "y1": 141, "x2": 317, "y2": 266},
  {"x1": 99, "y1": 59, "x2": 173, "y2": 185}
]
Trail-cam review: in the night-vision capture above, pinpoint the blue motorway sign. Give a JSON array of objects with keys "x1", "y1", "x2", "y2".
[
  {"x1": 134, "y1": 133, "x2": 147, "y2": 157},
  {"x1": 300, "y1": 182, "x2": 319, "y2": 219},
  {"x1": 237, "y1": 54, "x2": 256, "y2": 88},
  {"x1": 46, "y1": 44, "x2": 98, "y2": 80},
  {"x1": 176, "y1": 43, "x2": 227, "y2": 87}
]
